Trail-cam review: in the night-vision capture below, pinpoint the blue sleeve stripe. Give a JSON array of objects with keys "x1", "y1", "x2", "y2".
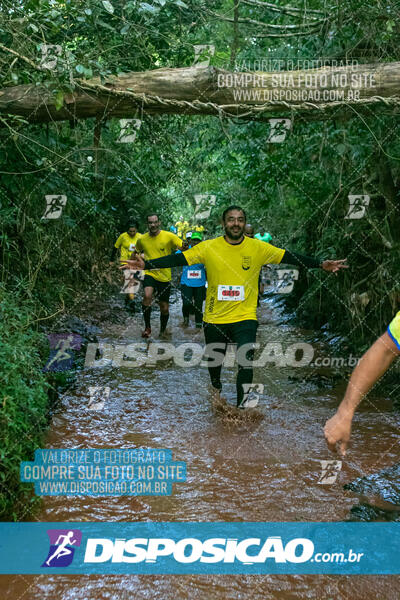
[{"x1": 387, "y1": 325, "x2": 400, "y2": 351}]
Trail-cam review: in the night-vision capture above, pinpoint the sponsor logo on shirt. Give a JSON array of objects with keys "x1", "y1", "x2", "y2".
[{"x1": 242, "y1": 256, "x2": 251, "y2": 270}]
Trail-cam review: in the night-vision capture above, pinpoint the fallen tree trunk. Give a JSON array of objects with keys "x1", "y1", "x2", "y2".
[{"x1": 1, "y1": 62, "x2": 400, "y2": 124}]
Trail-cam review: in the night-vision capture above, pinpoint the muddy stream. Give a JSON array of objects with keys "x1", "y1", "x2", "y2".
[{"x1": 2, "y1": 294, "x2": 399, "y2": 599}]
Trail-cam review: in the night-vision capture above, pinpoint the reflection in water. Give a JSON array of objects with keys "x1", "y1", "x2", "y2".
[{"x1": 2, "y1": 298, "x2": 399, "y2": 599}]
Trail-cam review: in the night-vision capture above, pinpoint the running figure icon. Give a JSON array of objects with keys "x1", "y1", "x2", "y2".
[
  {"x1": 45, "y1": 531, "x2": 77, "y2": 566},
  {"x1": 45, "y1": 335, "x2": 74, "y2": 370}
]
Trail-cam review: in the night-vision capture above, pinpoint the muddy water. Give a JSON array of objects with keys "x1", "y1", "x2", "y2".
[{"x1": 2, "y1": 297, "x2": 399, "y2": 599}]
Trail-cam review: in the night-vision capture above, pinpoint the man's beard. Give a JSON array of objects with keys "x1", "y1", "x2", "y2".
[{"x1": 225, "y1": 226, "x2": 244, "y2": 240}]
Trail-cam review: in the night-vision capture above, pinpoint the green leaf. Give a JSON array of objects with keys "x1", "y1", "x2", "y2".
[
  {"x1": 102, "y1": 1, "x2": 114, "y2": 13},
  {"x1": 29, "y1": 23, "x2": 38, "y2": 32},
  {"x1": 139, "y1": 3, "x2": 159, "y2": 13},
  {"x1": 97, "y1": 19, "x2": 116, "y2": 30},
  {"x1": 174, "y1": 0, "x2": 188, "y2": 8},
  {"x1": 54, "y1": 90, "x2": 64, "y2": 111},
  {"x1": 336, "y1": 143, "x2": 347, "y2": 156},
  {"x1": 120, "y1": 24, "x2": 130, "y2": 34},
  {"x1": 84, "y1": 8, "x2": 92, "y2": 15},
  {"x1": 75, "y1": 64, "x2": 85, "y2": 74}
]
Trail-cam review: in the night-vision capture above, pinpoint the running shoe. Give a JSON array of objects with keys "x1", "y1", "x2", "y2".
[{"x1": 141, "y1": 327, "x2": 152, "y2": 338}]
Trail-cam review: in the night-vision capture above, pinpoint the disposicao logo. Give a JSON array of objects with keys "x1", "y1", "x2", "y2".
[
  {"x1": 41, "y1": 529, "x2": 82, "y2": 567},
  {"x1": 82, "y1": 536, "x2": 315, "y2": 564}
]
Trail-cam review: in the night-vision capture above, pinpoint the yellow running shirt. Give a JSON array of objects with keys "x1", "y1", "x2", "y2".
[
  {"x1": 114, "y1": 232, "x2": 142, "y2": 263},
  {"x1": 388, "y1": 311, "x2": 400, "y2": 350},
  {"x1": 136, "y1": 230, "x2": 183, "y2": 282},
  {"x1": 183, "y1": 236, "x2": 285, "y2": 324}
]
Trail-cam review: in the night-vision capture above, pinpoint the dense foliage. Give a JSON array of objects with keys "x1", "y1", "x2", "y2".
[
  {"x1": 0, "y1": 0, "x2": 399, "y2": 517},
  {"x1": 0, "y1": 287, "x2": 49, "y2": 518}
]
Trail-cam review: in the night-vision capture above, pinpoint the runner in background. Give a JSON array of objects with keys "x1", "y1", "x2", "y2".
[
  {"x1": 254, "y1": 226, "x2": 273, "y2": 294},
  {"x1": 244, "y1": 224, "x2": 264, "y2": 303},
  {"x1": 255, "y1": 227, "x2": 272, "y2": 243},
  {"x1": 175, "y1": 215, "x2": 189, "y2": 240},
  {"x1": 180, "y1": 232, "x2": 206, "y2": 328},
  {"x1": 192, "y1": 222, "x2": 205, "y2": 236},
  {"x1": 324, "y1": 310, "x2": 400, "y2": 456},
  {"x1": 110, "y1": 221, "x2": 142, "y2": 313},
  {"x1": 135, "y1": 213, "x2": 185, "y2": 339}
]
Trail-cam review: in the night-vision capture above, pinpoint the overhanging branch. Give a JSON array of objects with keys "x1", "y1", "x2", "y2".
[
  {"x1": 241, "y1": 0, "x2": 326, "y2": 15},
  {"x1": 207, "y1": 10, "x2": 323, "y2": 29},
  {"x1": 241, "y1": 0, "x2": 327, "y2": 19}
]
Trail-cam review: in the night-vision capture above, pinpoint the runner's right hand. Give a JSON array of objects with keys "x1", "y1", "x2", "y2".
[{"x1": 323, "y1": 412, "x2": 352, "y2": 456}]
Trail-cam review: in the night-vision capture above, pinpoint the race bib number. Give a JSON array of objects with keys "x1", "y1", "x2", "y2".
[
  {"x1": 128, "y1": 243, "x2": 136, "y2": 252},
  {"x1": 217, "y1": 285, "x2": 245, "y2": 301},
  {"x1": 187, "y1": 270, "x2": 201, "y2": 280}
]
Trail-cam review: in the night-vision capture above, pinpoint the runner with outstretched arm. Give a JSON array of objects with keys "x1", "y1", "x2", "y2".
[{"x1": 123, "y1": 206, "x2": 347, "y2": 407}]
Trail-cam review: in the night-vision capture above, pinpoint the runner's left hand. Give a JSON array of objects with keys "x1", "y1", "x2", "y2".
[{"x1": 119, "y1": 255, "x2": 145, "y2": 270}]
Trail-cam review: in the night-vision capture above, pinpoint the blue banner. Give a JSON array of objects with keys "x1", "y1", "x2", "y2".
[{"x1": 0, "y1": 522, "x2": 399, "y2": 574}]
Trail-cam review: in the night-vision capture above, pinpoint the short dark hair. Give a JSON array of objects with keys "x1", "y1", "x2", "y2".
[
  {"x1": 222, "y1": 205, "x2": 246, "y2": 222},
  {"x1": 146, "y1": 213, "x2": 159, "y2": 221},
  {"x1": 127, "y1": 220, "x2": 139, "y2": 230}
]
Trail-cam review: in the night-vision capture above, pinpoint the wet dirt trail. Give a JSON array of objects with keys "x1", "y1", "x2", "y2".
[{"x1": 2, "y1": 294, "x2": 399, "y2": 599}]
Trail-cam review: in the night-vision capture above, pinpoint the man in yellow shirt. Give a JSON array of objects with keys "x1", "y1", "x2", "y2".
[
  {"x1": 324, "y1": 310, "x2": 400, "y2": 456},
  {"x1": 135, "y1": 213, "x2": 184, "y2": 338},
  {"x1": 123, "y1": 206, "x2": 347, "y2": 406},
  {"x1": 111, "y1": 221, "x2": 142, "y2": 264},
  {"x1": 110, "y1": 221, "x2": 142, "y2": 312}
]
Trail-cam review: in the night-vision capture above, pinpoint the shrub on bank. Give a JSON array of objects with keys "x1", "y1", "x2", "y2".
[{"x1": 0, "y1": 286, "x2": 49, "y2": 520}]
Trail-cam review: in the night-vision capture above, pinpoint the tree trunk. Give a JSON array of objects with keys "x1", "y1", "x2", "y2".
[{"x1": 1, "y1": 62, "x2": 400, "y2": 124}]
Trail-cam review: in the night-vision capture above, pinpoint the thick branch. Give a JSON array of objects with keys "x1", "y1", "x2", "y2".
[
  {"x1": 250, "y1": 29, "x2": 321, "y2": 37},
  {"x1": 240, "y1": 0, "x2": 325, "y2": 15},
  {"x1": 0, "y1": 63, "x2": 400, "y2": 124},
  {"x1": 208, "y1": 10, "x2": 321, "y2": 29},
  {"x1": 241, "y1": 0, "x2": 327, "y2": 20},
  {"x1": 0, "y1": 43, "x2": 41, "y2": 71}
]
